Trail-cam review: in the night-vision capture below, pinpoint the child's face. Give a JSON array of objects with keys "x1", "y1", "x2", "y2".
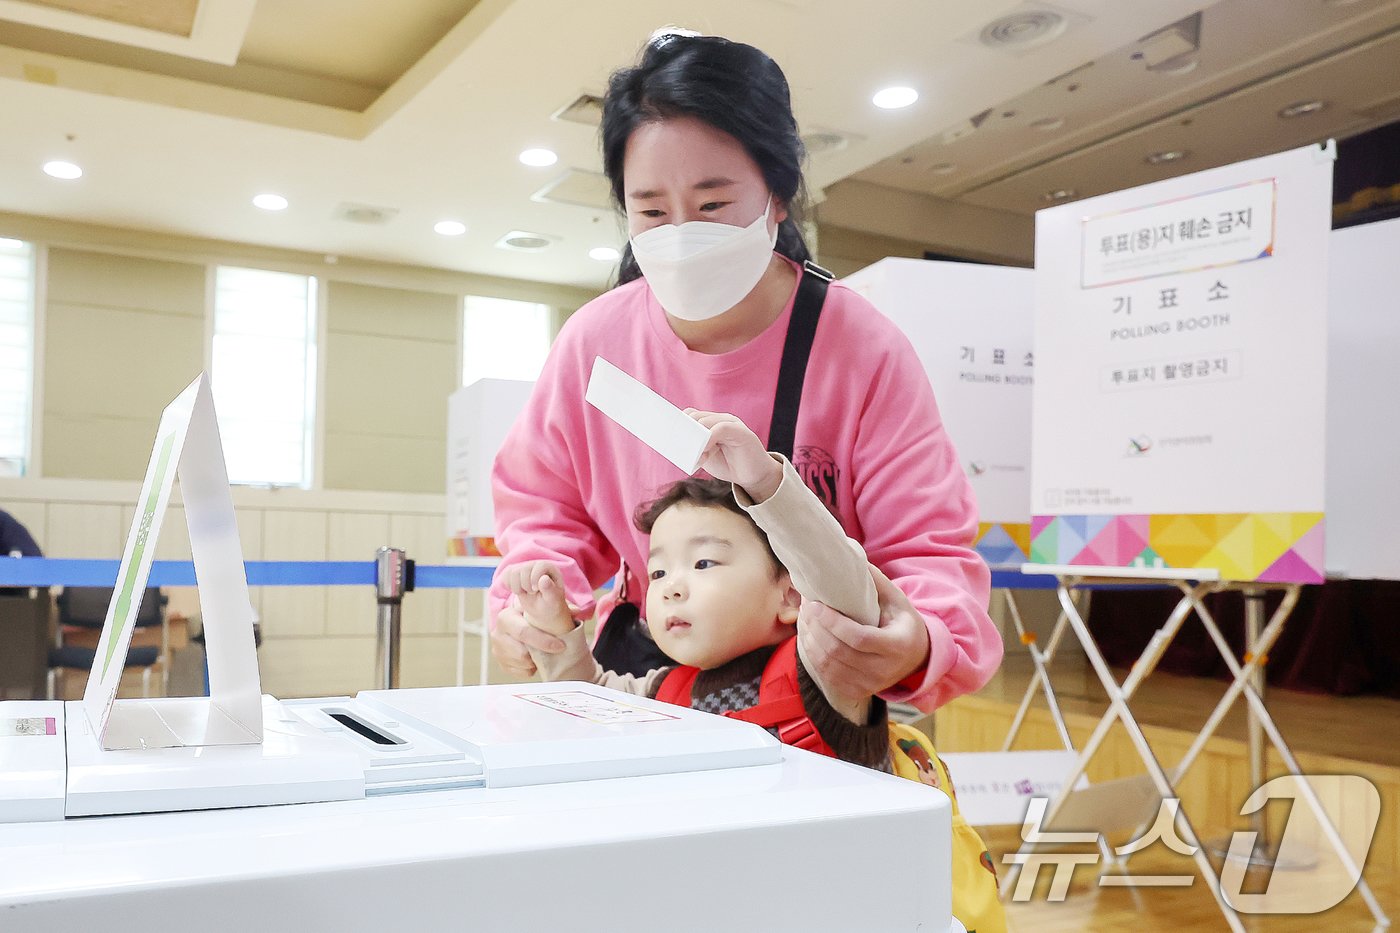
[{"x1": 644, "y1": 503, "x2": 798, "y2": 670}]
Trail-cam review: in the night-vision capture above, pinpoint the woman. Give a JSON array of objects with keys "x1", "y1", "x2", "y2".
[{"x1": 489, "y1": 32, "x2": 999, "y2": 712}]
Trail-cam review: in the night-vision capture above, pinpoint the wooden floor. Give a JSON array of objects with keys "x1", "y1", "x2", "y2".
[
  {"x1": 978, "y1": 651, "x2": 1400, "y2": 770},
  {"x1": 948, "y1": 649, "x2": 1400, "y2": 931}
]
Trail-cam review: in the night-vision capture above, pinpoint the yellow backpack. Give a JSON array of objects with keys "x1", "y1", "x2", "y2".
[{"x1": 889, "y1": 723, "x2": 1007, "y2": 933}]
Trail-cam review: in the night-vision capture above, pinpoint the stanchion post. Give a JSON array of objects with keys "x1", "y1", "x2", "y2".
[{"x1": 375, "y1": 547, "x2": 413, "y2": 690}]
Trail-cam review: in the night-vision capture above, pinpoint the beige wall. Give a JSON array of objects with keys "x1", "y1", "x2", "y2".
[
  {"x1": 4, "y1": 210, "x2": 599, "y2": 494},
  {"x1": 323, "y1": 281, "x2": 459, "y2": 493},
  {"x1": 42, "y1": 248, "x2": 206, "y2": 481}
]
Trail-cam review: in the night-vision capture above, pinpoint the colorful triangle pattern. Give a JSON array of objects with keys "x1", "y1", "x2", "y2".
[
  {"x1": 975, "y1": 522, "x2": 1031, "y2": 568},
  {"x1": 1028, "y1": 512, "x2": 1325, "y2": 583}
]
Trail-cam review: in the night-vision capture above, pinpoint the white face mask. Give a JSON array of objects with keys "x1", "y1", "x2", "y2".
[{"x1": 630, "y1": 200, "x2": 778, "y2": 322}]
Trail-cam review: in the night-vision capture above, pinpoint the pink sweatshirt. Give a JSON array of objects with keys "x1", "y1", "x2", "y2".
[{"x1": 490, "y1": 261, "x2": 1001, "y2": 711}]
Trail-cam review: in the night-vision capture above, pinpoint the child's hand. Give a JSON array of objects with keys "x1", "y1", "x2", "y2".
[
  {"x1": 686, "y1": 409, "x2": 783, "y2": 503},
  {"x1": 503, "y1": 560, "x2": 575, "y2": 637}
]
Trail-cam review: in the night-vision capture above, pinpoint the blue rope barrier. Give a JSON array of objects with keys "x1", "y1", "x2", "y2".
[
  {"x1": 0, "y1": 558, "x2": 1167, "y2": 593},
  {"x1": 415, "y1": 564, "x2": 495, "y2": 589},
  {"x1": 0, "y1": 558, "x2": 492, "y2": 589}
]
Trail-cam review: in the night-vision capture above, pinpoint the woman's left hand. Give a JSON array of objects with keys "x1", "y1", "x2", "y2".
[{"x1": 796, "y1": 563, "x2": 930, "y2": 698}]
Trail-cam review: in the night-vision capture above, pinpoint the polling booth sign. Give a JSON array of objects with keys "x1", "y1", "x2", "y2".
[{"x1": 1030, "y1": 141, "x2": 1334, "y2": 583}]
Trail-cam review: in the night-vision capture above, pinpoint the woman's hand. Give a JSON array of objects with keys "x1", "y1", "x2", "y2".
[
  {"x1": 490, "y1": 603, "x2": 568, "y2": 679},
  {"x1": 796, "y1": 564, "x2": 931, "y2": 698},
  {"x1": 687, "y1": 409, "x2": 783, "y2": 502}
]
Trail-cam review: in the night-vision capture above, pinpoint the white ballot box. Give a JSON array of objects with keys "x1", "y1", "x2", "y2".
[{"x1": 0, "y1": 683, "x2": 957, "y2": 933}]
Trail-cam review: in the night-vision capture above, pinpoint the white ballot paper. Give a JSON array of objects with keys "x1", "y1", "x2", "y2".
[{"x1": 585, "y1": 357, "x2": 710, "y2": 474}]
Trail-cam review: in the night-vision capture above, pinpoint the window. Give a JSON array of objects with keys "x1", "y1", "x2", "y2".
[
  {"x1": 212, "y1": 266, "x2": 317, "y2": 487},
  {"x1": 461, "y1": 295, "x2": 552, "y2": 386},
  {"x1": 0, "y1": 238, "x2": 34, "y2": 477}
]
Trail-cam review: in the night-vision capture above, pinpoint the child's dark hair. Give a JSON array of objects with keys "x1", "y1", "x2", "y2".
[{"x1": 634, "y1": 478, "x2": 784, "y2": 574}]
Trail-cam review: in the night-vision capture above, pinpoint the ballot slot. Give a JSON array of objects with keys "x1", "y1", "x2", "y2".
[
  {"x1": 277, "y1": 696, "x2": 487, "y2": 794},
  {"x1": 325, "y1": 710, "x2": 404, "y2": 747}
]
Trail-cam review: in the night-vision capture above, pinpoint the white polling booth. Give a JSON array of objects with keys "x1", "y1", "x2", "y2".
[
  {"x1": 446, "y1": 377, "x2": 534, "y2": 556},
  {"x1": 841, "y1": 259, "x2": 1093, "y2": 827},
  {"x1": 1325, "y1": 214, "x2": 1400, "y2": 580},
  {"x1": 842, "y1": 259, "x2": 1034, "y2": 568},
  {"x1": 445, "y1": 377, "x2": 533, "y2": 683},
  {"x1": 0, "y1": 373, "x2": 961, "y2": 932}
]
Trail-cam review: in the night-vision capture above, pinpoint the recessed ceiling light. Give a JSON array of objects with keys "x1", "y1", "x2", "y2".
[
  {"x1": 434, "y1": 220, "x2": 467, "y2": 236},
  {"x1": 0, "y1": 238, "x2": 24, "y2": 249},
  {"x1": 929, "y1": 162, "x2": 958, "y2": 175},
  {"x1": 519, "y1": 148, "x2": 558, "y2": 167},
  {"x1": 1030, "y1": 116, "x2": 1065, "y2": 132},
  {"x1": 1278, "y1": 99, "x2": 1326, "y2": 119},
  {"x1": 43, "y1": 160, "x2": 82, "y2": 180},
  {"x1": 1042, "y1": 188, "x2": 1078, "y2": 203},
  {"x1": 1145, "y1": 149, "x2": 1189, "y2": 165},
  {"x1": 253, "y1": 193, "x2": 288, "y2": 211},
  {"x1": 872, "y1": 86, "x2": 918, "y2": 110},
  {"x1": 496, "y1": 230, "x2": 555, "y2": 252},
  {"x1": 589, "y1": 246, "x2": 620, "y2": 262}
]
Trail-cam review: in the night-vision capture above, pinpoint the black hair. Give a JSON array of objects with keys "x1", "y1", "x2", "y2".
[
  {"x1": 601, "y1": 33, "x2": 812, "y2": 286},
  {"x1": 633, "y1": 477, "x2": 784, "y2": 575}
]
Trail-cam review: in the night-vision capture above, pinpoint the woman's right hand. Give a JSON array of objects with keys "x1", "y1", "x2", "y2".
[{"x1": 491, "y1": 602, "x2": 568, "y2": 678}]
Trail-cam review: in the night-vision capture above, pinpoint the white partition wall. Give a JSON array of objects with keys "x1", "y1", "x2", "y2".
[
  {"x1": 843, "y1": 259, "x2": 1034, "y2": 567},
  {"x1": 445, "y1": 379, "x2": 534, "y2": 557},
  {"x1": 1030, "y1": 142, "x2": 1334, "y2": 583},
  {"x1": 1326, "y1": 216, "x2": 1400, "y2": 580}
]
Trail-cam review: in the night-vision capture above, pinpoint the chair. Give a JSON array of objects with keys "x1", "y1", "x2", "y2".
[
  {"x1": 0, "y1": 586, "x2": 49, "y2": 699},
  {"x1": 47, "y1": 586, "x2": 168, "y2": 700}
]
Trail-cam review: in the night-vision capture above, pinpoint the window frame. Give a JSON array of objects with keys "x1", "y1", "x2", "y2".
[
  {"x1": 0, "y1": 238, "x2": 38, "y2": 477},
  {"x1": 460, "y1": 293, "x2": 555, "y2": 388}
]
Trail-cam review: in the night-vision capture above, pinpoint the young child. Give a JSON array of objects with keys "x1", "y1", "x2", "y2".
[
  {"x1": 506, "y1": 410, "x2": 1006, "y2": 933},
  {"x1": 504, "y1": 409, "x2": 889, "y2": 764}
]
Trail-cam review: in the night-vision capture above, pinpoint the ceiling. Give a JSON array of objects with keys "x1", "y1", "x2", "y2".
[{"x1": 1, "y1": 0, "x2": 1398, "y2": 290}]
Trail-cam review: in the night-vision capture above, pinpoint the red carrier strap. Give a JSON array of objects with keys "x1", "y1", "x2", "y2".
[
  {"x1": 653, "y1": 640, "x2": 834, "y2": 757},
  {"x1": 735, "y1": 639, "x2": 832, "y2": 755},
  {"x1": 653, "y1": 664, "x2": 700, "y2": 707}
]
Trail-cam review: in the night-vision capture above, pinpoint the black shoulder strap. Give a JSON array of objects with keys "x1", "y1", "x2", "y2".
[{"x1": 767, "y1": 260, "x2": 833, "y2": 461}]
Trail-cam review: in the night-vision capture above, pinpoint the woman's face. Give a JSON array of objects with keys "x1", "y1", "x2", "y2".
[{"x1": 622, "y1": 116, "x2": 787, "y2": 238}]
